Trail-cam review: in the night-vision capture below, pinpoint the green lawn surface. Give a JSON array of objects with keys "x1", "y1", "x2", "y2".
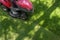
[{"x1": 0, "y1": 0, "x2": 60, "y2": 40}]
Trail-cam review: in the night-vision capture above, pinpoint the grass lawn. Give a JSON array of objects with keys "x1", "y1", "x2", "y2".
[{"x1": 0, "y1": 0, "x2": 60, "y2": 40}]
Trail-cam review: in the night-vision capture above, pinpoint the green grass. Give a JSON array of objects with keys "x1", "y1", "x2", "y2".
[{"x1": 0, "y1": 0, "x2": 60, "y2": 40}]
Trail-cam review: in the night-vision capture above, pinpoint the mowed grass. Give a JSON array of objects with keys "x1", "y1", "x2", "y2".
[{"x1": 0, "y1": 0, "x2": 60, "y2": 40}]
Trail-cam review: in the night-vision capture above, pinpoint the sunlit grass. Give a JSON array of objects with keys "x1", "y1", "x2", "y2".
[
  {"x1": 7, "y1": 31, "x2": 19, "y2": 40},
  {"x1": 40, "y1": 0, "x2": 55, "y2": 8},
  {"x1": 31, "y1": 11, "x2": 44, "y2": 21},
  {"x1": 50, "y1": 7, "x2": 60, "y2": 19}
]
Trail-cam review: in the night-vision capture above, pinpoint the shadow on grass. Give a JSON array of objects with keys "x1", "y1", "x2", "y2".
[{"x1": 0, "y1": 0, "x2": 60, "y2": 40}]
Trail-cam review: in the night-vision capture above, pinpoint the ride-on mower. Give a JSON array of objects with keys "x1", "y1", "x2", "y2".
[{"x1": 0, "y1": 0, "x2": 33, "y2": 20}]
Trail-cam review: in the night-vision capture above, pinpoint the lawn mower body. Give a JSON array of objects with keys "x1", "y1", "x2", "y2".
[
  {"x1": 0, "y1": 0, "x2": 11, "y2": 8},
  {"x1": 0, "y1": 0, "x2": 33, "y2": 20}
]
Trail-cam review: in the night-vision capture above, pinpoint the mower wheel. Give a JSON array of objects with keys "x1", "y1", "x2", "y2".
[
  {"x1": 9, "y1": 10, "x2": 19, "y2": 18},
  {"x1": 20, "y1": 12, "x2": 27, "y2": 20},
  {"x1": 0, "y1": 5, "x2": 8, "y2": 11}
]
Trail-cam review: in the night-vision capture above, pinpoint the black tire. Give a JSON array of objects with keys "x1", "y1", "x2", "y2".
[
  {"x1": 9, "y1": 9, "x2": 19, "y2": 18},
  {"x1": 0, "y1": 4, "x2": 8, "y2": 11},
  {"x1": 9, "y1": 11, "x2": 27, "y2": 20},
  {"x1": 20, "y1": 12, "x2": 27, "y2": 20}
]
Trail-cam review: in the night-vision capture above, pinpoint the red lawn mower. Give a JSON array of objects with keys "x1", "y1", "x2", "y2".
[{"x1": 0, "y1": 0, "x2": 34, "y2": 20}]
